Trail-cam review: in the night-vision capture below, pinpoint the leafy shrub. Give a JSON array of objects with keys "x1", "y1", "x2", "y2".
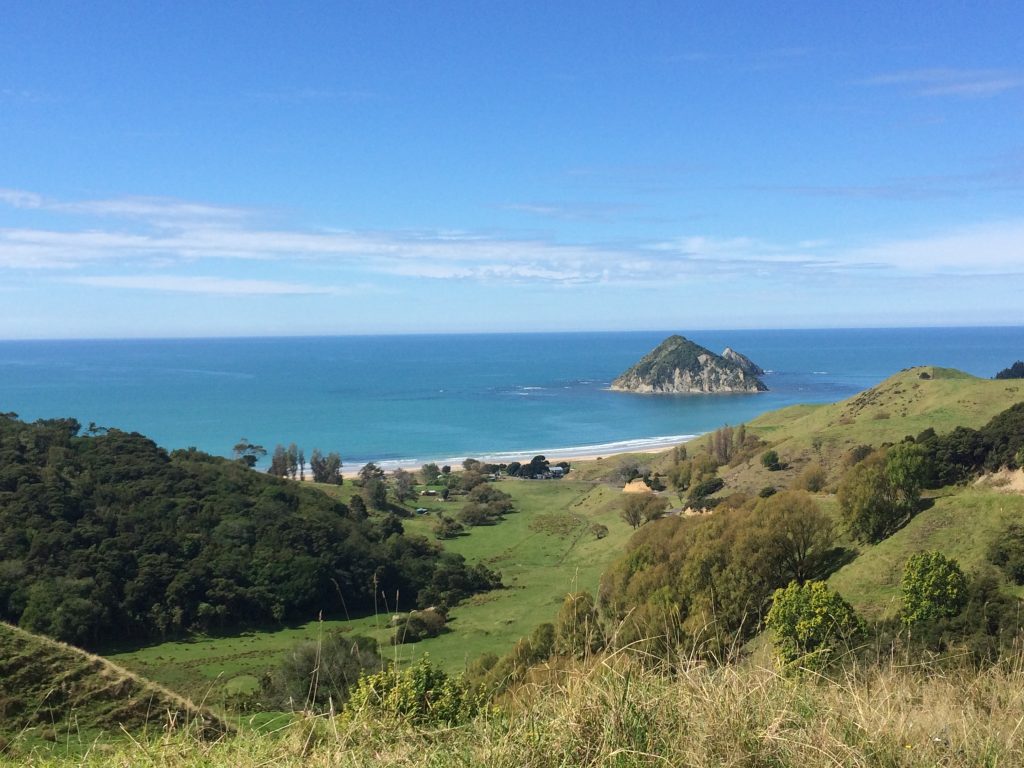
[
  {"x1": 988, "y1": 524, "x2": 1024, "y2": 584},
  {"x1": 766, "y1": 581, "x2": 863, "y2": 666},
  {"x1": 392, "y1": 608, "x2": 447, "y2": 645},
  {"x1": 345, "y1": 656, "x2": 479, "y2": 726},
  {"x1": 761, "y1": 450, "x2": 781, "y2": 471},
  {"x1": 901, "y1": 551, "x2": 968, "y2": 626},
  {"x1": 793, "y1": 462, "x2": 827, "y2": 492},
  {"x1": 688, "y1": 476, "x2": 724, "y2": 503}
]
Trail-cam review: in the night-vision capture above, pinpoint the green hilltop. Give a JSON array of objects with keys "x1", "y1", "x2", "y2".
[{"x1": 715, "y1": 365, "x2": 1024, "y2": 493}]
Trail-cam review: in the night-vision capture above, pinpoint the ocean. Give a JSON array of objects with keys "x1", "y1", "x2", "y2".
[{"x1": 0, "y1": 328, "x2": 1021, "y2": 469}]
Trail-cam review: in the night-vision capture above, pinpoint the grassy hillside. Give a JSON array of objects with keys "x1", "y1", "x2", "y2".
[
  {"x1": 829, "y1": 485, "x2": 1024, "y2": 619},
  {"x1": 720, "y1": 366, "x2": 1024, "y2": 492},
  {"x1": 0, "y1": 622, "x2": 226, "y2": 751}
]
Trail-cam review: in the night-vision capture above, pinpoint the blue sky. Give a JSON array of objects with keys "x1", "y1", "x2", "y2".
[{"x1": 1, "y1": 1, "x2": 1022, "y2": 338}]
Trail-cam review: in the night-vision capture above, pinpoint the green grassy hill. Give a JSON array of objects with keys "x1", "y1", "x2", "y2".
[
  {"x1": 0, "y1": 621, "x2": 227, "y2": 751},
  {"x1": 719, "y1": 366, "x2": 1024, "y2": 493},
  {"x1": 828, "y1": 485, "x2": 1024, "y2": 619}
]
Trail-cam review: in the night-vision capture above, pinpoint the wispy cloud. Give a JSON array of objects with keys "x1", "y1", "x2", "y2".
[
  {"x1": 862, "y1": 68, "x2": 1024, "y2": 97},
  {"x1": 70, "y1": 275, "x2": 337, "y2": 295},
  {"x1": 0, "y1": 189, "x2": 252, "y2": 225},
  {"x1": 247, "y1": 87, "x2": 380, "y2": 104},
  {"x1": 0, "y1": 88, "x2": 56, "y2": 103},
  {"x1": 2, "y1": 189, "x2": 1022, "y2": 288},
  {"x1": 837, "y1": 220, "x2": 1024, "y2": 276},
  {"x1": 500, "y1": 201, "x2": 640, "y2": 222}
]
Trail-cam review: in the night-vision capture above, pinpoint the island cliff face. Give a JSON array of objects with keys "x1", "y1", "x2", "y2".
[{"x1": 611, "y1": 335, "x2": 768, "y2": 394}]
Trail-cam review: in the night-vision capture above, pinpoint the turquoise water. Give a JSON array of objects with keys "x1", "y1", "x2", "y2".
[{"x1": 0, "y1": 328, "x2": 1021, "y2": 467}]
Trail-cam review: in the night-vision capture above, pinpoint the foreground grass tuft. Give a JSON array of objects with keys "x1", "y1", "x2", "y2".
[{"x1": 7, "y1": 647, "x2": 1024, "y2": 767}]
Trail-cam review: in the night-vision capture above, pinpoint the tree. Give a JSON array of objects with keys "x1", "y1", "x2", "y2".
[
  {"x1": 669, "y1": 459, "x2": 692, "y2": 501},
  {"x1": 710, "y1": 425, "x2": 734, "y2": 464},
  {"x1": 901, "y1": 551, "x2": 968, "y2": 627},
  {"x1": 793, "y1": 462, "x2": 826, "y2": 492},
  {"x1": 995, "y1": 361, "x2": 1024, "y2": 379},
  {"x1": 310, "y1": 449, "x2": 343, "y2": 484},
  {"x1": 757, "y1": 491, "x2": 834, "y2": 584},
  {"x1": 392, "y1": 607, "x2": 446, "y2": 645},
  {"x1": 457, "y1": 503, "x2": 493, "y2": 527},
  {"x1": 884, "y1": 443, "x2": 926, "y2": 517},
  {"x1": 620, "y1": 493, "x2": 665, "y2": 529},
  {"x1": 364, "y1": 477, "x2": 388, "y2": 511},
  {"x1": 433, "y1": 515, "x2": 463, "y2": 540},
  {"x1": 287, "y1": 443, "x2": 300, "y2": 479},
  {"x1": 348, "y1": 494, "x2": 367, "y2": 521},
  {"x1": 766, "y1": 580, "x2": 863, "y2": 665},
  {"x1": 688, "y1": 476, "x2": 724, "y2": 505},
  {"x1": 358, "y1": 462, "x2": 385, "y2": 484},
  {"x1": 392, "y1": 469, "x2": 416, "y2": 503},
  {"x1": 232, "y1": 437, "x2": 266, "y2": 468},
  {"x1": 459, "y1": 469, "x2": 487, "y2": 492},
  {"x1": 838, "y1": 445, "x2": 925, "y2": 543},
  {"x1": 421, "y1": 463, "x2": 441, "y2": 485},
  {"x1": 268, "y1": 445, "x2": 289, "y2": 477},
  {"x1": 523, "y1": 455, "x2": 550, "y2": 478}
]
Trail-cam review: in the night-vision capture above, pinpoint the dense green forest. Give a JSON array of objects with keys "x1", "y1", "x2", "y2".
[{"x1": 0, "y1": 414, "x2": 499, "y2": 647}]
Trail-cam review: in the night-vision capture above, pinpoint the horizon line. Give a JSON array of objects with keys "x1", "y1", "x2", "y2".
[{"x1": 2, "y1": 323, "x2": 1024, "y2": 344}]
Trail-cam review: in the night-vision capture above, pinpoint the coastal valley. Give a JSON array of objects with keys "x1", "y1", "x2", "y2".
[{"x1": 1, "y1": 363, "x2": 1024, "y2": 766}]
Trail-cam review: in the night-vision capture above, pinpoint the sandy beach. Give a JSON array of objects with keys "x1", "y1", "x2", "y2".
[{"x1": 313, "y1": 436, "x2": 691, "y2": 480}]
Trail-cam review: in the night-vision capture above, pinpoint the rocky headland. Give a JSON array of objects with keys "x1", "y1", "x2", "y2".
[{"x1": 610, "y1": 335, "x2": 768, "y2": 394}]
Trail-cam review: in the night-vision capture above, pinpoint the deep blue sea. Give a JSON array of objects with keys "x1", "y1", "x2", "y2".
[{"x1": 0, "y1": 328, "x2": 1022, "y2": 469}]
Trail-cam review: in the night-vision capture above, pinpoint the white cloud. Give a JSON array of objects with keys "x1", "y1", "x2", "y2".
[
  {"x1": 3, "y1": 189, "x2": 1023, "y2": 288},
  {"x1": 862, "y1": 68, "x2": 1024, "y2": 98},
  {"x1": 0, "y1": 188, "x2": 252, "y2": 224},
  {"x1": 70, "y1": 275, "x2": 336, "y2": 296},
  {"x1": 838, "y1": 220, "x2": 1024, "y2": 275},
  {"x1": 0, "y1": 189, "x2": 45, "y2": 208}
]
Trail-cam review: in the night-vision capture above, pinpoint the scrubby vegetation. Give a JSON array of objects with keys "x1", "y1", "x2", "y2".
[{"x1": 0, "y1": 414, "x2": 499, "y2": 647}]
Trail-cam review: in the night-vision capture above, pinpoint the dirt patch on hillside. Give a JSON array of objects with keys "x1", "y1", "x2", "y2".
[{"x1": 974, "y1": 469, "x2": 1024, "y2": 495}]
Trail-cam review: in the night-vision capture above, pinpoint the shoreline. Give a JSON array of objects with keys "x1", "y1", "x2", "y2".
[{"x1": 326, "y1": 433, "x2": 697, "y2": 478}]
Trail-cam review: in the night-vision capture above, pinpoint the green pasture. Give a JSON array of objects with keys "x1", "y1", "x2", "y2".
[{"x1": 107, "y1": 475, "x2": 634, "y2": 705}]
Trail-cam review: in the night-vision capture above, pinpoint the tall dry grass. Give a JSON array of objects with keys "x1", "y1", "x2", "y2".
[{"x1": 7, "y1": 646, "x2": 1024, "y2": 767}]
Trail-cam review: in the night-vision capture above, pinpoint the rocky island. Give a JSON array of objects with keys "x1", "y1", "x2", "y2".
[{"x1": 610, "y1": 335, "x2": 768, "y2": 394}]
